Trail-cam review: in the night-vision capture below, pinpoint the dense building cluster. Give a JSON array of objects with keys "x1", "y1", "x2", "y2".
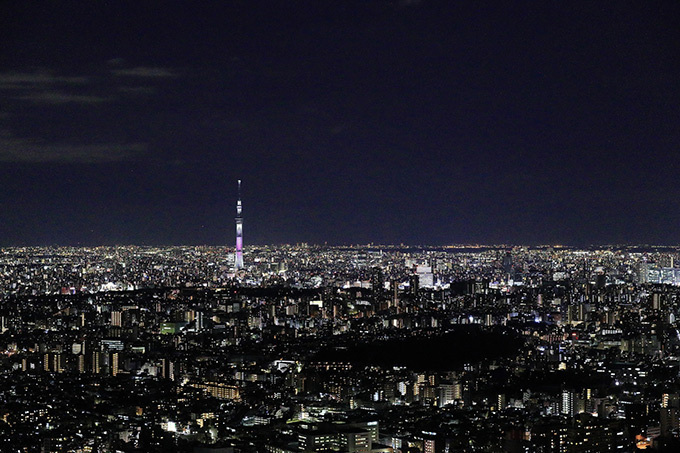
[{"x1": 1, "y1": 244, "x2": 680, "y2": 452}]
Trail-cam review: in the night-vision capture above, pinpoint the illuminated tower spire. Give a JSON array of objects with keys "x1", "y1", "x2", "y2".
[{"x1": 235, "y1": 180, "x2": 243, "y2": 270}]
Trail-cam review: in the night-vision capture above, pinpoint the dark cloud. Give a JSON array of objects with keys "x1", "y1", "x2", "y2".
[
  {"x1": 112, "y1": 67, "x2": 177, "y2": 78},
  {"x1": 397, "y1": 0, "x2": 422, "y2": 7},
  {"x1": 117, "y1": 86, "x2": 157, "y2": 95},
  {"x1": 0, "y1": 132, "x2": 146, "y2": 163},
  {"x1": 106, "y1": 58, "x2": 126, "y2": 67},
  {"x1": 0, "y1": 65, "x2": 179, "y2": 105},
  {"x1": 15, "y1": 91, "x2": 109, "y2": 104},
  {"x1": 0, "y1": 71, "x2": 88, "y2": 88},
  {"x1": 0, "y1": 70, "x2": 105, "y2": 105}
]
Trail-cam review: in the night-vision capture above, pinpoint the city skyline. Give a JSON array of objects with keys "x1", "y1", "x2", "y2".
[
  {"x1": 1, "y1": 1, "x2": 679, "y2": 246},
  {"x1": 2, "y1": 242, "x2": 680, "y2": 450}
]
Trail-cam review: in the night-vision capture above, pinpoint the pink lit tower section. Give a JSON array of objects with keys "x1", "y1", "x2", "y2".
[{"x1": 235, "y1": 179, "x2": 244, "y2": 270}]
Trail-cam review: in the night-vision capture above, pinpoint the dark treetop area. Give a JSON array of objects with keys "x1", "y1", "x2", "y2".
[{"x1": 315, "y1": 326, "x2": 524, "y2": 371}]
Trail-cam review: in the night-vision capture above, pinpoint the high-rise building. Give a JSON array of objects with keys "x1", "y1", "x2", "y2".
[
  {"x1": 235, "y1": 180, "x2": 244, "y2": 270},
  {"x1": 111, "y1": 311, "x2": 122, "y2": 327},
  {"x1": 638, "y1": 260, "x2": 649, "y2": 283},
  {"x1": 53, "y1": 354, "x2": 63, "y2": 373},
  {"x1": 390, "y1": 279, "x2": 399, "y2": 308},
  {"x1": 91, "y1": 351, "x2": 101, "y2": 374},
  {"x1": 502, "y1": 251, "x2": 513, "y2": 273},
  {"x1": 561, "y1": 389, "x2": 575, "y2": 416},
  {"x1": 370, "y1": 268, "x2": 384, "y2": 300},
  {"x1": 409, "y1": 274, "x2": 420, "y2": 296},
  {"x1": 416, "y1": 266, "x2": 434, "y2": 288},
  {"x1": 111, "y1": 352, "x2": 119, "y2": 376}
]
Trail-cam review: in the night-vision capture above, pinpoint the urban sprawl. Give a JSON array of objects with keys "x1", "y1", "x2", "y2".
[{"x1": 0, "y1": 244, "x2": 679, "y2": 452}]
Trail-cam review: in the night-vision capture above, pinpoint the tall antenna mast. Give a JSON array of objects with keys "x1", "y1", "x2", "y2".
[{"x1": 235, "y1": 180, "x2": 243, "y2": 270}]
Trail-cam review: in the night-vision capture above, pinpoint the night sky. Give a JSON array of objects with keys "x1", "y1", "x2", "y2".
[{"x1": 1, "y1": 1, "x2": 679, "y2": 246}]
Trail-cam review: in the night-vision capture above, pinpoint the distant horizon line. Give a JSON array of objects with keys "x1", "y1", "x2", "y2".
[{"x1": 2, "y1": 242, "x2": 680, "y2": 250}]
